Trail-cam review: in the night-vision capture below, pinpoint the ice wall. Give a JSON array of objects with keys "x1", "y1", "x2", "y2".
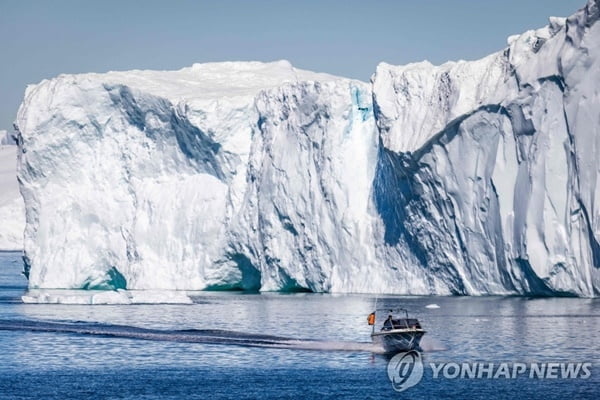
[
  {"x1": 371, "y1": 0, "x2": 600, "y2": 296},
  {"x1": 16, "y1": 61, "x2": 384, "y2": 292}
]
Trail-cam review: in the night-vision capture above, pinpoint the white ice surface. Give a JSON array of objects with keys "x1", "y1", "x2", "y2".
[
  {"x1": 16, "y1": 59, "x2": 383, "y2": 295},
  {"x1": 371, "y1": 0, "x2": 600, "y2": 297},
  {"x1": 0, "y1": 144, "x2": 25, "y2": 250}
]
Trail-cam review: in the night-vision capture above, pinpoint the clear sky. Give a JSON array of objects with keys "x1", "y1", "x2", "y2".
[{"x1": 0, "y1": 0, "x2": 585, "y2": 131}]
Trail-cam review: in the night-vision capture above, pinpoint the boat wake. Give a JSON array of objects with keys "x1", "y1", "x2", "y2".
[
  {"x1": 0, "y1": 319, "x2": 383, "y2": 353},
  {"x1": 419, "y1": 336, "x2": 448, "y2": 352}
]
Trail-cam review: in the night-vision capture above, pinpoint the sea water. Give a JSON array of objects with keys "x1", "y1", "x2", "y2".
[{"x1": 0, "y1": 251, "x2": 597, "y2": 399}]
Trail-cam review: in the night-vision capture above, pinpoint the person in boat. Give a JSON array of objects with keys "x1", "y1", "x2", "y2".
[
  {"x1": 367, "y1": 312, "x2": 376, "y2": 325},
  {"x1": 383, "y1": 314, "x2": 394, "y2": 330}
]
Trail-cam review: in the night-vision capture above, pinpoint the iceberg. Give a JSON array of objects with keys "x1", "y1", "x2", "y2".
[
  {"x1": 0, "y1": 137, "x2": 25, "y2": 251},
  {"x1": 370, "y1": 0, "x2": 600, "y2": 297},
  {"x1": 0, "y1": 129, "x2": 17, "y2": 145},
  {"x1": 16, "y1": 60, "x2": 381, "y2": 295},
  {"x1": 14, "y1": 1, "x2": 600, "y2": 299}
]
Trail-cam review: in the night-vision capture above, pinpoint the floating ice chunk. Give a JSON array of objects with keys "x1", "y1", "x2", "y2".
[
  {"x1": 425, "y1": 304, "x2": 440, "y2": 309},
  {"x1": 21, "y1": 289, "x2": 193, "y2": 304},
  {"x1": 126, "y1": 290, "x2": 194, "y2": 304}
]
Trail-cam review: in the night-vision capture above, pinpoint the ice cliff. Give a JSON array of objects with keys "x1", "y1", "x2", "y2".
[
  {"x1": 371, "y1": 0, "x2": 600, "y2": 297},
  {"x1": 15, "y1": 61, "x2": 382, "y2": 293},
  {"x1": 15, "y1": 1, "x2": 600, "y2": 298}
]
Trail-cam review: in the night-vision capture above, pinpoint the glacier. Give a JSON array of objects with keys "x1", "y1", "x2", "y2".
[{"x1": 14, "y1": 1, "x2": 600, "y2": 299}]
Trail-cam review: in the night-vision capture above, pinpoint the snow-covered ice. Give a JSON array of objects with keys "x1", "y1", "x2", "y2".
[
  {"x1": 0, "y1": 130, "x2": 16, "y2": 145},
  {"x1": 13, "y1": 1, "x2": 600, "y2": 300},
  {"x1": 0, "y1": 139, "x2": 25, "y2": 250}
]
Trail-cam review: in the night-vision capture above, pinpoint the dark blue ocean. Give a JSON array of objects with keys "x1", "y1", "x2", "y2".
[{"x1": 0, "y1": 251, "x2": 597, "y2": 399}]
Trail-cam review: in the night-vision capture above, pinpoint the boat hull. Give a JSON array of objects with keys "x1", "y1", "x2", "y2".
[{"x1": 371, "y1": 330, "x2": 425, "y2": 353}]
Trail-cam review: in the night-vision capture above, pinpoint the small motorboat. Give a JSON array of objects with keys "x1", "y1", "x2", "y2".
[{"x1": 367, "y1": 308, "x2": 426, "y2": 353}]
